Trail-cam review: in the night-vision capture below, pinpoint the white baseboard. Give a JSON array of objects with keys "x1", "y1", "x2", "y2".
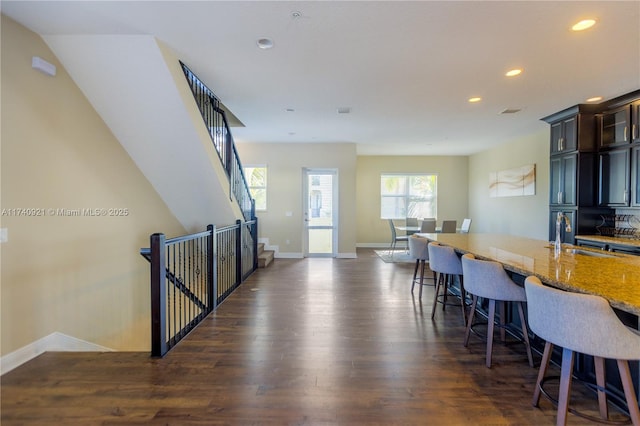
[
  {"x1": 356, "y1": 242, "x2": 398, "y2": 248},
  {"x1": 1, "y1": 332, "x2": 113, "y2": 375},
  {"x1": 275, "y1": 252, "x2": 304, "y2": 259},
  {"x1": 337, "y1": 252, "x2": 358, "y2": 259}
]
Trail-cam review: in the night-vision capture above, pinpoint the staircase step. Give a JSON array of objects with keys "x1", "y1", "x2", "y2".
[{"x1": 258, "y1": 249, "x2": 274, "y2": 268}]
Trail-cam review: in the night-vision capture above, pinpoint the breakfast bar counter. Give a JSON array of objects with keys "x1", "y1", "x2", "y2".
[{"x1": 416, "y1": 233, "x2": 640, "y2": 317}]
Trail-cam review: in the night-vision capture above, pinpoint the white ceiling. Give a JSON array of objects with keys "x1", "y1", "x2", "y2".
[{"x1": 3, "y1": 1, "x2": 640, "y2": 156}]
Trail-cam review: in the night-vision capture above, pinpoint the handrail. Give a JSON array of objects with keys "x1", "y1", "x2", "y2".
[
  {"x1": 140, "y1": 219, "x2": 258, "y2": 357},
  {"x1": 180, "y1": 61, "x2": 256, "y2": 222}
]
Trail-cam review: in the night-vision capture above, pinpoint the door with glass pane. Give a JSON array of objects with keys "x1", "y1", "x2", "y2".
[{"x1": 303, "y1": 169, "x2": 338, "y2": 257}]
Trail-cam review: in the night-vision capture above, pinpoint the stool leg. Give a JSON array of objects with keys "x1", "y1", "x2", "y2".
[
  {"x1": 516, "y1": 302, "x2": 534, "y2": 368},
  {"x1": 442, "y1": 274, "x2": 449, "y2": 310},
  {"x1": 533, "y1": 342, "x2": 553, "y2": 407},
  {"x1": 411, "y1": 260, "x2": 419, "y2": 292},
  {"x1": 486, "y1": 299, "x2": 496, "y2": 368},
  {"x1": 594, "y1": 356, "x2": 608, "y2": 421},
  {"x1": 459, "y1": 275, "x2": 466, "y2": 325},
  {"x1": 418, "y1": 260, "x2": 425, "y2": 301},
  {"x1": 557, "y1": 347, "x2": 575, "y2": 426},
  {"x1": 499, "y1": 301, "x2": 506, "y2": 342},
  {"x1": 617, "y1": 359, "x2": 640, "y2": 426},
  {"x1": 464, "y1": 295, "x2": 478, "y2": 347},
  {"x1": 431, "y1": 273, "x2": 443, "y2": 319}
]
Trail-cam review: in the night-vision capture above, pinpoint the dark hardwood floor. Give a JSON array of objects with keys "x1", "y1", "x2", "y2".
[{"x1": 1, "y1": 248, "x2": 620, "y2": 425}]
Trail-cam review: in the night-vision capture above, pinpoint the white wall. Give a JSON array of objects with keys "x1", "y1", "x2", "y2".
[
  {"x1": 1, "y1": 15, "x2": 186, "y2": 357},
  {"x1": 468, "y1": 129, "x2": 550, "y2": 239},
  {"x1": 235, "y1": 142, "x2": 357, "y2": 257}
]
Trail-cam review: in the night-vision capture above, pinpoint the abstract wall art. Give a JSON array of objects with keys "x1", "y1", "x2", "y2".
[{"x1": 489, "y1": 164, "x2": 536, "y2": 198}]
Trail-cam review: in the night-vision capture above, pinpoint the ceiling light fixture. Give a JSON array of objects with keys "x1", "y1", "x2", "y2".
[
  {"x1": 468, "y1": 97, "x2": 482, "y2": 103},
  {"x1": 256, "y1": 38, "x2": 274, "y2": 49},
  {"x1": 586, "y1": 96, "x2": 603, "y2": 103},
  {"x1": 337, "y1": 107, "x2": 351, "y2": 114},
  {"x1": 505, "y1": 69, "x2": 522, "y2": 77},
  {"x1": 572, "y1": 19, "x2": 596, "y2": 31}
]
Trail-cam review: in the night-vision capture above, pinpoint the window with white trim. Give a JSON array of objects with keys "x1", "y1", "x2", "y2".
[
  {"x1": 244, "y1": 166, "x2": 267, "y2": 211},
  {"x1": 380, "y1": 174, "x2": 437, "y2": 219}
]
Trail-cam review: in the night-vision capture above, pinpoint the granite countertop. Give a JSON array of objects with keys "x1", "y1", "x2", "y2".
[
  {"x1": 575, "y1": 234, "x2": 640, "y2": 248},
  {"x1": 416, "y1": 233, "x2": 640, "y2": 316}
]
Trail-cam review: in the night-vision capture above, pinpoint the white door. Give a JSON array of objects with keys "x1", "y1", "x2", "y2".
[{"x1": 303, "y1": 168, "x2": 338, "y2": 257}]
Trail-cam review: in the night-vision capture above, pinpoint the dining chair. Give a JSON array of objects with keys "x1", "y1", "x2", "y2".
[
  {"x1": 387, "y1": 219, "x2": 408, "y2": 255},
  {"x1": 460, "y1": 218, "x2": 472, "y2": 233},
  {"x1": 420, "y1": 219, "x2": 436, "y2": 233},
  {"x1": 441, "y1": 220, "x2": 457, "y2": 233},
  {"x1": 405, "y1": 217, "x2": 419, "y2": 236}
]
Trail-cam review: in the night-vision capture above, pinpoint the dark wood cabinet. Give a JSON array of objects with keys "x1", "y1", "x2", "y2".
[
  {"x1": 632, "y1": 100, "x2": 640, "y2": 144},
  {"x1": 601, "y1": 105, "x2": 632, "y2": 148},
  {"x1": 549, "y1": 154, "x2": 576, "y2": 205},
  {"x1": 632, "y1": 145, "x2": 640, "y2": 207},
  {"x1": 598, "y1": 148, "x2": 631, "y2": 207},
  {"x1": 550, "y1": 116, "x2": 577, "y2": 154}
]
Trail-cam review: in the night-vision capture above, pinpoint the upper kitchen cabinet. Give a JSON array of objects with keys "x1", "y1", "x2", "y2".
[
  {"x1": 600, "y1": 104, "x2": 631, "y2": 148},
  {"x1": 599, "y1": 90, "x2": 640, "y2": 147},
  {"x1": 543, "y1": 104, "x2": 600, "y2": 155},
  {"x1": 632, "y1": 100, "x2": 640, "y2": 144}
]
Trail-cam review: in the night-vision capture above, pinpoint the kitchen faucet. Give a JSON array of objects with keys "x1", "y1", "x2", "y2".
[{"x1": 554, "y1": 212, "x2": 572, "y2": 257}]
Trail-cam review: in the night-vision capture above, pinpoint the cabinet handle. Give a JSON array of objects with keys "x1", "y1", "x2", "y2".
[
  {"x1": 624, "y1": 190, "x2": 628, "y2": 204},
  {"x1": 559, "y1": 138, "x2": 564, "y2": 151},
  {"x1": 634, "y1": 124, "x2": 637, "y2": 140},
  {"x1": 624, "y1": 126, "x2": 628, "y2": 142},
  {"x1": 558, "y1": 191, "x2": 562, "y2": 204}
]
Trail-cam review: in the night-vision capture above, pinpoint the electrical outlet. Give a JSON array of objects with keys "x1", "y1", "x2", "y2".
[{"x1": 0, "y1": 228, "x2": 7, "y2": 243}]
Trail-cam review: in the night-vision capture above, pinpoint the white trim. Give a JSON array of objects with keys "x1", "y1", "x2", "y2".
[
  {"x1": 337, "y1": 252, "x2": 358, "y2": 259},
  {"x1": 1, "y1": 332, "x2": 113, "y2": 375},
  {"x1": 356, "y1": 242, "x2": 400, "y2": 248},
  {"x1": 275, "y1": 252, "x2": 304, "y2": 259}
]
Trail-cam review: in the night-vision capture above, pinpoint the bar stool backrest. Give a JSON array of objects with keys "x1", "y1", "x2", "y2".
[
  {"x1": 408, "y1": 236, "x2": 429, "y2": 260},
  {"x1": 524, "y1": 276, "x2": 640, "y2": 360},
  {"x1": 461, "y1": 254, "x2": 526, "y2": 302},
  {"x1": 427, "y1": 242, "x2": 462, "y2": 275}
]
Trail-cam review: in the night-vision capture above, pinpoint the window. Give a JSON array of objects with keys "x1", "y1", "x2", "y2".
[
  {"x1": 381, "y1": 174, "x2": 437, "y2": 219},
  {"x1": 244, "y1": 166, "x2": 267, "y2": 211}
]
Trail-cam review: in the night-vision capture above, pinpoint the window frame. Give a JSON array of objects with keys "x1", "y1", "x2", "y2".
[
  {"x1": 380, "y1": 173, "x2": 438, "y2": 220},
  {"x1": 244, "y1": 165, "x2": 268, "y2": 211}
]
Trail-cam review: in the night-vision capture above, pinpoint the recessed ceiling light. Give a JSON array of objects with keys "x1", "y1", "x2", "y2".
[
  {"x1": 257, "y1": 38, "x2": 274, "y2": 49},
  {"x1": 586, "y1": 96, "x2": 603, "y2": 103},
  {"x1": 505, "y1": 69, "x2": 522, "y2": 77},
  {"x1": 468, "y1": 97, "x2": 482, "y2": 103},
  {"x1": 572, "y1": 19, "x2": 596, "y2": 31},
  {"x1": 285, "y1": 108, "x2": 295, "y2": 112},
  {"x1": 337, "y1": 107, "x2": 351, "y2": 114}
]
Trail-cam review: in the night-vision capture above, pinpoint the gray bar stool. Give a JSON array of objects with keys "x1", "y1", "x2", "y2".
[
  {"x1": 525, "y1": 276, "x2": 640, "y2": 426},
  {"x1": 461, "y1": 254, "x2": 534, "y2": 368},
  {"x1": 408, "y1": 235, "x2": 434, "y2": 300},
  {"x1": 428, "y1": 242, "x2": 466, "y2": 324}
]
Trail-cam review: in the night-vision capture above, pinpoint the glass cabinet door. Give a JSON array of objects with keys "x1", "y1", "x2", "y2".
[{"x1": 601, "y1": 106, "x2": 631, "y2": 147}]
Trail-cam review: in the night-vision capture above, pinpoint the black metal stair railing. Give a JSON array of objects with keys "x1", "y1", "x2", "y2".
[
  {"x1": 140, "y1": 220, "x2": 258, "y2": 357},
  {"x1": 180, "y1": 61, "x2": 255, "y2": 222}
]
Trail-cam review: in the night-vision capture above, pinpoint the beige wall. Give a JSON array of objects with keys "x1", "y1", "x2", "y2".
[
  {"x1": 235, "y1": 142, "x2": 357, "y2": 256},
  {"x1": 468, "y1": 129, "x2": 550, "y2": 239},
  {"x1": 1, "y1": 16, "x2": 186, "y2": 355},
  {"x1": 356, "y1": 156, "x2": 469, "y2": 245}
]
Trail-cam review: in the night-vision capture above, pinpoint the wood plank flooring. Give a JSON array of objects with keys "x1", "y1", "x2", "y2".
[{"x1": 1, "y1": 248, "x2": 622, "y2": 425}]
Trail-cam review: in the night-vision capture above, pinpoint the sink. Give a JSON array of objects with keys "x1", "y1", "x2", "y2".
[
  {"x1": 565, "y1": 248, "x2": 615, "y2": 258},
  {"x1": 546, "y1": 244, "x2": 616, "y2": 258}
]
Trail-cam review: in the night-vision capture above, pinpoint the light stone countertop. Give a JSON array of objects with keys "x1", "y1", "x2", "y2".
[{"x1": 416, "y1": 233, "x2": 640, "y2": 317}]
